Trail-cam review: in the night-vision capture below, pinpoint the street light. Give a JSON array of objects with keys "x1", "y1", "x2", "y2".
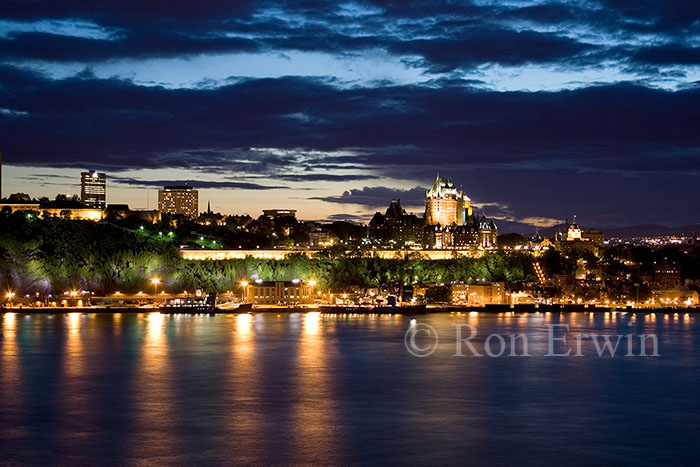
[
  {"x1": 306, "y1": 279, "x2": 317, "y2": 304},
  {"x1": 151, "y1": 278, "x2": 160, "y2": 305},
  {"x1": 69, "y1": 290, "x2": 78, "y2": 307},
  {"x1": 5, "y1": 291, "x2": 15, "y2": 307},
  {"x1": 240, "y1": 280, "x2": 249, "y2": 302}
]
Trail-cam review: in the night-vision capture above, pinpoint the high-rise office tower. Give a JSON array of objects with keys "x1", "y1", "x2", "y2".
[
  {"x1": 158, "y1": 185, "x2": 199, "y2": 217},
  {"x1": 80, "y1": 170, "x2": 107, "y2": 209}
]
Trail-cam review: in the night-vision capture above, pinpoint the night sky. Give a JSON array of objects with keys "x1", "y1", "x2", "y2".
[{"x1": 1, "y1": 1, "x2": 699, "y2": 229}]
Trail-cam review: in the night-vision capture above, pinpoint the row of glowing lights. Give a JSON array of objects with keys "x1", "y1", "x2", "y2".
[
  {"x1": 4, "y1": 291, "x2": 81, "y2": 300},
  {"x1": 2, "y1": 277, "x2": 319, "y2": 300},
  {"x1": 2, "y1": 288, "x2": 695, "y2": 308},
  {"x1": 4, "y1": 310, "x2": 693, "y2": 318},
  {"x1": 239, "y1": 279, "x2": 316, "y2": 287}
]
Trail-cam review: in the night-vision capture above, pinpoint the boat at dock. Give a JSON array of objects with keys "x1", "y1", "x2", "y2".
[
  {"x1": 158, "y1": 293, "x2": 253, "y2": 314},
  {"x1": 319, "y1": 304, "x2": 426, "y2": 314}
]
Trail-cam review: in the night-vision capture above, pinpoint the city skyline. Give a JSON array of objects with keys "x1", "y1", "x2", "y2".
[
  {"x1": 3, "y1": 163, "x2": 700, "y2": 233},
  {"x1": 2, "y1": 1, "x2": 699, "y2": 228},
  {"x1": 2, "y1": 3, "x2": 700, "y2": 466}
]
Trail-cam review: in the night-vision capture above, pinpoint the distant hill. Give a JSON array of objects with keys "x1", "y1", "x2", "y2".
[
  {"x1": 602, "y1": 224, "x2": 700, "y2": 238},
  {"x1": 490, "y1": 219, "x2": 540, "y2": 235},
  {"x1": 498, "y1": 222, "x2": 700, "y2": 239}
]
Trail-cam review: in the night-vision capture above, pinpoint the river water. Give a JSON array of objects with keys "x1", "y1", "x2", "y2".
[{"x1": 0, "y1": 311, "x2": 698, "y2": 465}]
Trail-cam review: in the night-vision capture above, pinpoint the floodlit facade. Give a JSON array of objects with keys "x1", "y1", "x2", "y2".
[
  {"x1": 262, "y1": 209, "x2": 297, "y2": 219},
  {"x1": 451, "y1": 282, "x2": 505, "y2": 305},
  {"x1": 80, "y1": 170, "x2": 106, "y2": 209},
  {"x1": 158, "y1": 185, "x2": 199, "y2": 217},
  {"x1": 245, "y1": 281, "x2": 315, "y2": 304},
  {"x1": 554, "y1": 215, "x2": 604, "y2": 257},
  {"x1": 425, "y1": 176, "x2": 471, "y2": 227},
  {"x1": 309, "y1": 229, "x2": 339, "y2": 247},
  {"x1": 424, "y1": 176, "x2": 497, "y2": 249}
]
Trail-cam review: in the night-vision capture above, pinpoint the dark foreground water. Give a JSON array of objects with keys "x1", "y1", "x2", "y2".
[{"x1": 1, "y1": 311, "x2": 699, "y2": 466}]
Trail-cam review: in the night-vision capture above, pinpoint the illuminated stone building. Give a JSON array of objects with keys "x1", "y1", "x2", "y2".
[
  {"x1": 80, "y1": 170, "x2": 106, "y2": 209},
  {"x1": 653, "y1": 265, "x2": 681, "y2": 289},
  {"x1": 451, "y1": 282, "x2": 505, "y2": 305},
  {"x1": 554, "y1": 215, "x2": 603, "y2": 257},
  {"x1": 425, "y1": 176, "x2": 471, "y2": 227},
  {"x1": 106, "y1": 204, "x2": 161, "y2": 223},
  {"x1": 0, "y1": 193, "x2": 40, "y2": 213},
  {"x1": 309, "y1": 228, "x2": 339, "y2": 247},
  {"x1": 423, "y1": 176, "x2": 497, "y2": 249},
  {"x1": 566, "y1": 217, "x2": 582, "y2": 240},
  {"x1": 424, "y1": 224, "x2": 453, "y2": 249},
  {"x1": 158, "y1": 185, "x2": 198, "y2": 217},
  {"x1": 245, "y1": 280, "x2": 315, "y2": 304},
  {"x1": 369, "y1": 199, "x2": 424, "y2": 245},
  {"x1": 0, "y1": 193, "x2": 104, "y2": 220},
  {"x1": 262, "y1": 209, "x2": 297, "y2": 219},
  {"x1": 477, "y1": 216, "x2": 498, "y2": 248}
]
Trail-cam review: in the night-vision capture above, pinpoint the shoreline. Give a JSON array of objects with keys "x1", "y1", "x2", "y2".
[{"x1": 1, "y1": 305, "x2": 698, "y2": 315}]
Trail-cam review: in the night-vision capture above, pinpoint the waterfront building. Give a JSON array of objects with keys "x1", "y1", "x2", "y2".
[
  {"x1": 245, "y1": 280, "x2": 315, "y2": 304},
  {"x1": 158, "y1": 185, "x2": 198, "y2": 217},
  {"x1": 653, "y1": 265, "x2": 682, "y2": 289},
  {"x1": 80, "y1": 170, "x2": 107, "y2": 209},
  {"x1": 451, "y1": 282, "x2": 505, "y2": 305},
  {"x1": 651, "y1": 287, "x2": 698, "y2": 306}
]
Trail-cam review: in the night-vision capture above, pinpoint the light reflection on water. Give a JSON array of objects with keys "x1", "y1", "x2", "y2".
[
  {"x1": 0, "y1": 313, "x2": 25, "y2": 441},
  {"x1": 225, "y1": 313, "x2": 263, "y2": 464},
  {"x1": 291, "y1": 311, "x2": 343, "y2": 464},
  {"x1": 130, "y1": 312, "x2": 178, "y2": 464},
  {"x1": 0, "y1": 312, "x2": 698, "y2": 465}
]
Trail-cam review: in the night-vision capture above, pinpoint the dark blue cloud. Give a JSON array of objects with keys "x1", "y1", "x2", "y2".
[
  {"x1": 632, "y1": 44, "x2": 700, "y2": 65},
  {"x1": 390, "y1": 29, "x2": 596, "y2": 72},
  {"x1": 1, "y1": 1, "x2": 699, "y2": 226},
  {"x1": 314, "y1": 186, "x2": 426, "y2": 207},
  {"x1": 0, "y1": 0, "x2": 697, "y2": 71},
  {"x1": 0, "y1": 31, "x2": 261, "y2": 61},
  {"x1": 278, "y1": 174, "x2": 378, "y2": 182},
  {"x1": 109, "y1": 176, "x2": 285, "y2": 190},
  {"x1": 1, "y1": 65, "x2": 699, "y2": 176}
]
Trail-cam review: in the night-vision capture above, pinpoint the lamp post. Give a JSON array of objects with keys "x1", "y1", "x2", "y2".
[
  {"x1": 151, "y1": 278, "x2": 160, "y2": 306},
  {"x1": 307, "y1": 279, "x2": 316, "y2": 304},
  {"x1": 6, "y1": 291, "x2": 15, "y2": 307},
  {"x1": 240, "y1": 280, "x2": 249, "y2": 303}
]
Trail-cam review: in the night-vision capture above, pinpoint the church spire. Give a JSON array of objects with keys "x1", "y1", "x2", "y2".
[{"x1": 207, "y1": 200, "x2": 211, "y2": 214}]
